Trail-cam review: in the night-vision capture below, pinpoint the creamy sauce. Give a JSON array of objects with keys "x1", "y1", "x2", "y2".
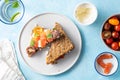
[{"x1": 75, "y1": 3, "x2": 94, "y2": 24}]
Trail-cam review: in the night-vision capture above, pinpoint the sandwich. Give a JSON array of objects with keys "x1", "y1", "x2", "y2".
[
  {"x1": 26, "y1": 24, "x2": 63, "y2": 57},
  {"x1": 46, "y1": 23, "x2": 74, "y2": 64}
]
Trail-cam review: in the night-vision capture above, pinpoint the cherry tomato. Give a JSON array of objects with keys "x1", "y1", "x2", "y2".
[
  {"x1": 108, "y1": 17, "x2": 119, "y2": 26},
  {"x1": 104, "y1": 23, "x2": 111, "y2": 30},
  {"x1": 112, "y1": 31, "x2": 119, "y2": 38},
  {"x1": 106, "y1": 38, "x2": 113, "y2": 44},
  {"x1": 111, "y1": 42, "x2": 119, "y2": 50},
  {"x1": 102, "y1": 31, "x2": 111, "y2": 39},
  {"x1": 115, "y1": 24, "x2": 120, "y2": 31}
]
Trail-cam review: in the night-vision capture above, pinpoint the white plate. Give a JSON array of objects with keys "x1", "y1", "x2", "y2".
[{"x1": 19, "y1": 13, "x2": 82, "y2": 75}]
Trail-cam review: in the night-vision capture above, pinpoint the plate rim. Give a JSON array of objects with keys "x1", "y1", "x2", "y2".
[{"x1": 18, "y1": 12, "x2": 82, "y2": 75}]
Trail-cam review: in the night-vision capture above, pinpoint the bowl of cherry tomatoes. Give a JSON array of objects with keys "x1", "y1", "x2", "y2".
[{"x1": 101, "y1": 14, "x2": 120, "y2": 51}]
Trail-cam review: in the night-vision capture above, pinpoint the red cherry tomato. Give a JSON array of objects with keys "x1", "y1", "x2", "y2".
[
  {"x1": 104, "y1": 23, "x2": 111, "y2": 30},
  {"x1": 112, "y1": 31, "x2": 119, "y2": 38},
  {"x1": 106, "y1": 38, "x2": 113, "y2": 44},
  {"x1": 115, "y1": 25, "x2": 120, "y2": 31},
  {"x1": 111, "y1": 42, "x2": 119, "y2": 50}
]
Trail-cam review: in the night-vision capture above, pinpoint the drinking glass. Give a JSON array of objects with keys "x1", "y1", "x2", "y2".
[{"x1": 0, "y1": 0, "x2": 25, "y2": 24}]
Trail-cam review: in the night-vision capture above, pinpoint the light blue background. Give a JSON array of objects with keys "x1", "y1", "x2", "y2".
[{"x1": 0, "y1": 0, "x2": 120, "y2": 80}]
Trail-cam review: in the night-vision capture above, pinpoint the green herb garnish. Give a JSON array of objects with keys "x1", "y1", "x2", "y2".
[
  {"x1": 10, "y1": 12, "x2": 20, "y2": 22},
  {"x1": 34, "y1": 33, "x2": 39, "y2": 37},
  {"x1": 4, "y1": 0, "x2": 9, "y2": 3},
  {"x1": 53, "y1": 28, "x2": 56, "y2": 30},
  {"x1": 4, "y1": 0, "x2": 19, "y2": 8},
  {"x1": 12, "y1": 1, "x2": 19, "y2": 8},
  {"x1": 30, "y1": 40, "x2": 35, "y2": 46},
  {"x1": 47, "y1": 34, "x2": 52, "y2": 38}
]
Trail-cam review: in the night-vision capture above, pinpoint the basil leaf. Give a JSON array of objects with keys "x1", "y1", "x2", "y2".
[
  {"x1": 34, "y1": 33, "x2": 39, "y2": 37},
  {"x1": 53, "y1": 28, "x2": 56, "y2": 30},
  {"x1": 10, "y1": 12, "x2": 20, "y2": 22},
  {"x1": 30, "y1": 40, "x2": 35, "y2": 46},
  {"x1": 12, "y1": 1, "x2": 19, "y2": 8},
  {"x1": 47, "y1": 34, "x2": 52, "y2": 38}
]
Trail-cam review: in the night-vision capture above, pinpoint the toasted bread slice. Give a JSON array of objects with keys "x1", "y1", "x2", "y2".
[{"x1": 46, "y1": 23, "x2": 74, "y2": 64}]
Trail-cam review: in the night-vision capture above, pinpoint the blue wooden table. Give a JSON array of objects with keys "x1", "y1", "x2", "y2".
[{"x1": 0, "y1": 0, "x2": 120, "y2": 80}]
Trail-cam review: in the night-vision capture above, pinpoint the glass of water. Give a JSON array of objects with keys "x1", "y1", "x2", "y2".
[{"x1": 0, "y1": 0, "x2": 25, "y2": 24}]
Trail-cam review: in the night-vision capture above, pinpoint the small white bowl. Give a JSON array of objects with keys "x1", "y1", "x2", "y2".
[
  {"x1": 74, "y1": 2, "x2": 98, "y2": 25},
  {"x1": 95, "y1": 52, "x2": 118, "y2": 76}
]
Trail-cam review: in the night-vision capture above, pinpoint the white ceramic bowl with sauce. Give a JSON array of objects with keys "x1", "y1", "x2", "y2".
[
  {"x1": 74, "y1": 2, "x2": 98, "y2": 25},
  {"x1": 95, "y1": 52, "x2": 118, "y2": 76}
]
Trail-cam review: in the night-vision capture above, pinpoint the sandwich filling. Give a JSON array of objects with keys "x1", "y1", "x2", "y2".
[{"x1": 26, "y1": 25, "x2": 63, "y2": 57}]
